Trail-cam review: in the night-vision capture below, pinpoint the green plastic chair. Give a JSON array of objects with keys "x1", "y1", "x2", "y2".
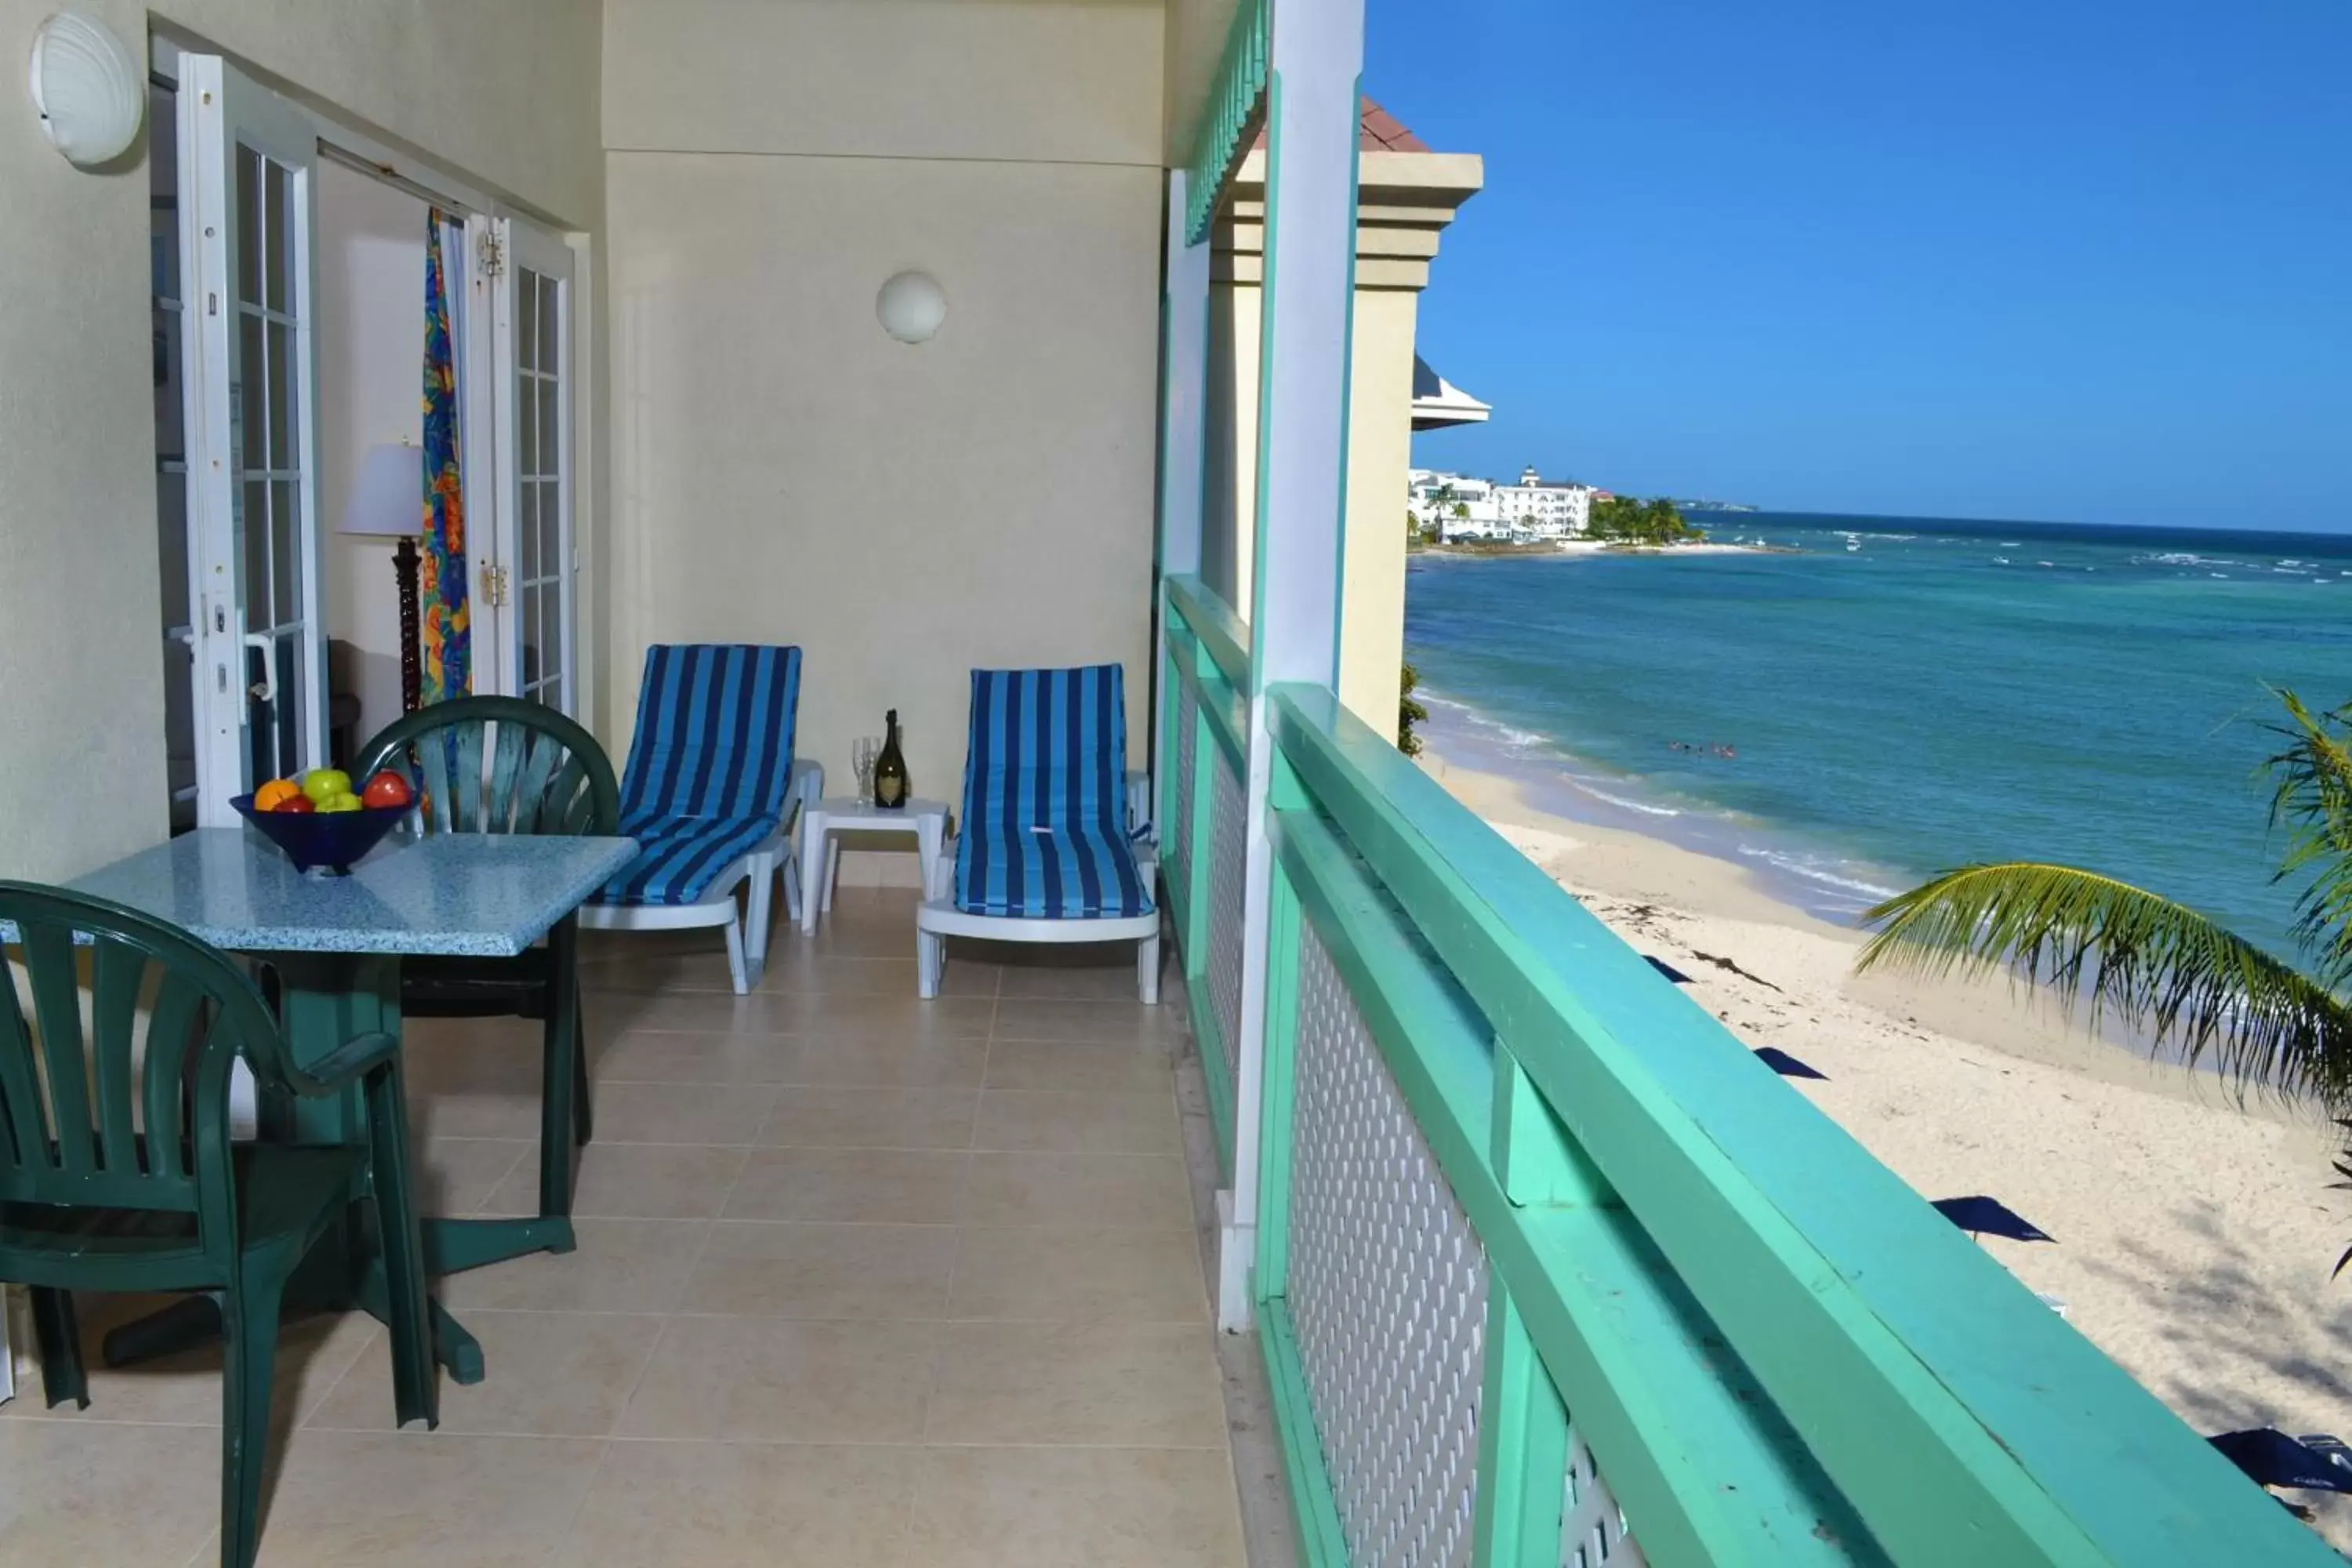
[
  {"x1": 0, "y1": 883, "x2": 436, "y2": 1568},
  {"x1": 354, "y1": 697, "x2": 620, "y2": 1217}
]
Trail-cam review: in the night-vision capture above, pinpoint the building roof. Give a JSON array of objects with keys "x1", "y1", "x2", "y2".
[
  {"x1": 1254, "y1": 96, "x2": 1432, "y2": 153},
  {"x1": 1410, "y1": 354, "x2": 1490, "y2": 431}
]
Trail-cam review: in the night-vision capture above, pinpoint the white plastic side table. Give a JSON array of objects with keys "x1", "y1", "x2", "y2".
[{"x1": 798, "y1": 797, "x2": 949, "y2": 934}]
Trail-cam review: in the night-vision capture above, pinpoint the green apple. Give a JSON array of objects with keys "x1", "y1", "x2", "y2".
[
  {"x1": 318, "y1": 792, "x2": 365, "y2": 814},
  {"x1": 301, "y1": 768, "x2": 352, "y2": 805}
]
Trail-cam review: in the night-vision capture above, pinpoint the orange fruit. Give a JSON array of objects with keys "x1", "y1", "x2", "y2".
[{"x1": 253, "y1": 779, "x2": 302, "y2": 813}]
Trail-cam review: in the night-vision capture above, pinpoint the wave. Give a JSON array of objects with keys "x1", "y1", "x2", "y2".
[
  {"x1": 1736, "y1": 845, "x2": 1901, "y2": 901},
  {"x1": 1560, "y1": 778, "x2": 1684, "y2": 818},
  {"x1": 2136, "y1": 552, "x2": 2243, "y2": 568},
  {"x1": 1418, "y1": 690, "x2": 1558, "y2": 753}
]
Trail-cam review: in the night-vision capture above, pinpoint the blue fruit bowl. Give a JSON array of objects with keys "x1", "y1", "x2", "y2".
[{"x1": 231, "y1": 795, "x2": 409, "y2": 875}]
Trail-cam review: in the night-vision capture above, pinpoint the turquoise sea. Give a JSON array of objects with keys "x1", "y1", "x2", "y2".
[{"x1": 1404, "y1": 514, "x2": 2352, "y2": 954}]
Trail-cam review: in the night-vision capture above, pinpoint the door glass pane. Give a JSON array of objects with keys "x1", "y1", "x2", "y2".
[
  {"x1": 271, "y1": 480, "x2": 299, "y2": 624},
  {"x1": 151, "y1": 83, "x2": 180, "y2": 302},
  {"x1": 156, "y1": 472, "x2": 189, "y2": 626},
  {"x1": 536, "y1": 379, "x2": 559, "y2": 479},
  {"x1": 266, "y1": 318, "x2": 292, "y2": 469},
  {"x1": 154, "y1": 310, "x2": 184, "y2": 459},
  {"x1": 238, "y1": 314, "x2": 266, "y2": 467},
  {"x1": 519, "y1": 362, "x2": 538, "y2": 477},
  {"x1": 275, "y1": 635, "x2": 303, "y2": 782},
  {"x1": 263, "y1": 160, "x2": 289, "y2": 313},
  {"x1": 241, "y1": 482, "x2": 268, "y2": 612},
  {"x1": 539, "y1": 481, "x2": 560, "y2": 582},
  {"x1": 536, "y1": 274, "x2": 559, "y2": 372},
  {"x1": 517, "y1": 477, "x2": 539, "y2": 580},
  {"x1": 235, "y1": 147, "x2": 261, "y2": 305},
  {"x1": 244, "y1": 641, "x2": 274, "y2": 783},
  {"x1": 517, "y1": 277, "x2": 538, "y2": 375},
  {"x1": 520, "y1": 583, "x2": 543, "y2": 696}
]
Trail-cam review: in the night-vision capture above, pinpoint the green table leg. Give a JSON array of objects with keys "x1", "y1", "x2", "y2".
[{"x1": 103, "y1": 949, "x2": 578, "y2": 1390}]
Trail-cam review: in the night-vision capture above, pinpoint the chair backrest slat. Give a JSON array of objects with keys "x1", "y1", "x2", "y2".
[
  {"x1": 0, "y1": 885, "x2": 278, "y2": 1236},
  {"x1": 452, "y1": 724, "x2": 486, "y2": 831},
  {"x1": 141, "y1": 971, "x2": 205, "y2": 1182},
  {"x1": 0, "y1": 956, "x2": 49, "y2": 1167},
  {"x1": 963, "y1": 666, "x2": 1127, "y2": 837},
  {"x1": 488, "y1": 721, "x2": 528, "y2": 832},
  {"x1": 418, "y1": 733, "x2": 455, "y2": 833},
  {"x1": 23, "y1": 924, "x2": 94, "y2": 1175},
  {"x1": 355, "y1": 698, "x2": 620, "y2": 840},
  {"x1": 514, "y1": 731, "x2": 564, "y2": 833},
  {"x1": 88, "y1": 939, "x2": 144, "y2": 1174},
  {"x1": 619, "y1": 645, "x2": 801, "y2": 826}
]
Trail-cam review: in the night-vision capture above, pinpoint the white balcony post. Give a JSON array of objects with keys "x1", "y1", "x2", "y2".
[
  {"x1": 1221, "y1": 0, "x2": 1364, "y2": 1333},
  {"x1": 1153, "y1": 170, "x2": 1210, "y2": 818}
]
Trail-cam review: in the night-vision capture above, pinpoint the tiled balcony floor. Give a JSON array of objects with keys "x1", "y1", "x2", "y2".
[{"x1": 0, "y1": 888, "x2": 1247, "y2": 1567}]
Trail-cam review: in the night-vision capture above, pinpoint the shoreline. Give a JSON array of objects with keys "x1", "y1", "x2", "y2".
[
  {"x1": 1413, "y1": 539, "x2": 1784, "y2": 560},
  {"x1": 1413, "y1": 694, "x2": 1907, "y2": 926},
  {"x1": 1418, "y1": 742, "x2": 2352, "y2": 1529}
]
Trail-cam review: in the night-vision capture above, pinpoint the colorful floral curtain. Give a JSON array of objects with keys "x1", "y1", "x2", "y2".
[{"x1": 419, "y1": 212, "x2": 469, "y2": 702}]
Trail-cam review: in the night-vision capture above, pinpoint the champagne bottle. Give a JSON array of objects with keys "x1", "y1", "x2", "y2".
[{"x1": 873, "y1": 710, "x2": 909, "y2": 810}]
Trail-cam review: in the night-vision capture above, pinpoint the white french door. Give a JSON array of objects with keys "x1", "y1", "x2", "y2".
[
  {"x1": 472, "y1": 216, "x2": 577, "y2": 713},
  {"x1": 179, "y1": 57, "x2": 325, "y2": 823}
]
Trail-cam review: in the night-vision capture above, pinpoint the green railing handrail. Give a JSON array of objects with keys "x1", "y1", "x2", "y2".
[
  {"x1": 1163, "y1": 577, "x2": 1251, "y2": 775},
  {"x1": 1264, "y1": 681, "x2": 2327, "y2": 1566},
  {"x1": 1264, "y1": 805, "x2": 1868, "y2": 1563},
  {"x1": 1166, "y1": 573, "x2": 1252, "y2": 691}
]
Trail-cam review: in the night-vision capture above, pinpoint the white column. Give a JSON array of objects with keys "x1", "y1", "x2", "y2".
[
  {"x1": 1153, "y1": 172, "x2": 1211, "y2": 815},
  {"x1": 1159, "y1": 171, "x2": 1210, "y2": 585},
  {"x1": 1220, "y1": 0, "x2": 1364, "y2": 1333}
]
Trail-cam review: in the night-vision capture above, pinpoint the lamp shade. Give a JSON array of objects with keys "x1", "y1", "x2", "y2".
[
  {"x1": 876, "y1": 270, "x2": 946, "y2": 344},
  {"x1": 27, "y1": 12, "x2": 143, "y2": 168},
  {"x1": 337, "y1": 443, "x2": 425, "y2": 538}
]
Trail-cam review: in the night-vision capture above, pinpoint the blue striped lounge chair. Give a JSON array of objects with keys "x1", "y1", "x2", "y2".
[
  {"x1": 577, "y1": 644, "x2": 822, "y2": 993},
  {"x1": 915, "y1": 665, "x2": 1160, "y2": 1003}
]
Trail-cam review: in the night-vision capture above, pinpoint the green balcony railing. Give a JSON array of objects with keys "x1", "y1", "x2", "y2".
[
  {"x1": 1154, "y1": 576, "x2": 2331, "y2": 1565},
  {"x1": 1163, "y1": 574, "x2": 1253, "y2": 1176}
]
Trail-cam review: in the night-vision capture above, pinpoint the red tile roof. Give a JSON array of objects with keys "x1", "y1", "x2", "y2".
[
  {"x1": 1356, "y1": 98, "x2": 1428, "y2": 152},
  {"x1": 1252, "y1": 96, "x2": 1431, "y2": 153}
]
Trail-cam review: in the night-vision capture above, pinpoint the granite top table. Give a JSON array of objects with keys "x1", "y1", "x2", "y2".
[
  {"x1": 63, "y1": 827, "x2": 637, "y2": 956},
  {"x1": 53, "y1": 824, "x2": 638, "y2": 1396}
]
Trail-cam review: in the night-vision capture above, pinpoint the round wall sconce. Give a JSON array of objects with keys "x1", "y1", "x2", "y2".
[
  {"x1": 876, "y1": 270, "x2": 946, "y2": 345},
  {"x1": 27, "y1": 11, "x2": 144, "y2": 169}
]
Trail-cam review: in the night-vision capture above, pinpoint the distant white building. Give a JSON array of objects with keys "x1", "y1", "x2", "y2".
[
  {"x1": 1491, "y1": 466, "x2": 1592, "y2": 539},
  {"x1": 1408, "y1": 470, "x2": 1507, "y2": 539}
]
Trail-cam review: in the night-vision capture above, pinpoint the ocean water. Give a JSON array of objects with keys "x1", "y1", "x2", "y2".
[{"x1": 1404, "y1": 514, "x2": 2352, "y2": 953}]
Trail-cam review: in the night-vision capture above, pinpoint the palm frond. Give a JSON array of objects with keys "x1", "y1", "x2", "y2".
[
  {"x1": 1859, "y1": 862, "x2": 2352, "y2": 1111},
  {"x1": 2263, "y1": 688, "x2": 2352, "y2": 996}
]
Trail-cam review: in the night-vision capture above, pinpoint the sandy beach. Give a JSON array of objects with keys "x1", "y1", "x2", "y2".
[{"x1": 1419, "y1": 746, "x2": 2352, "y2": 1534}]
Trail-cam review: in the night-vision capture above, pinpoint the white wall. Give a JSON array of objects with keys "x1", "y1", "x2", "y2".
[
  {"x1": 602, "y1": 0, "x2": 1164, "y2": 850},
  {"x1": 605, "y1": 0, "x2": 1162, "y2": 168},
  {"x1": 315, "y1": 162, "x2": 426, "y2": 751},
  {"x1": 0, "y1": 0, "x2": 601, "y2": 882}
]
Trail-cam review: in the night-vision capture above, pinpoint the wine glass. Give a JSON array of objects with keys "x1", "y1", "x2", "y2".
[{"x1": 852, "y1": 737, "x2": 881, "y2": 806}]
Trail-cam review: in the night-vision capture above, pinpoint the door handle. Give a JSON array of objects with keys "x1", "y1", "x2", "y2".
[{"x1": 241, "y1": 633, "x2": 276, "y2": 703}]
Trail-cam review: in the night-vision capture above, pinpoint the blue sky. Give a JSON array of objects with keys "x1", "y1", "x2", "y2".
[{"x1": 1374, "y1": 2, "x2": 2352, "y2": 531}]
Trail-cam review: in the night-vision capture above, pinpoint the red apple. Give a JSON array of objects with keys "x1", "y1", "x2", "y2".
[
  {"x1": 361, "y1": 770, "x2": 414, "y2": 809},
  {"x1": 274, "y1": 793, "x2": 316, "y2": 815}
]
